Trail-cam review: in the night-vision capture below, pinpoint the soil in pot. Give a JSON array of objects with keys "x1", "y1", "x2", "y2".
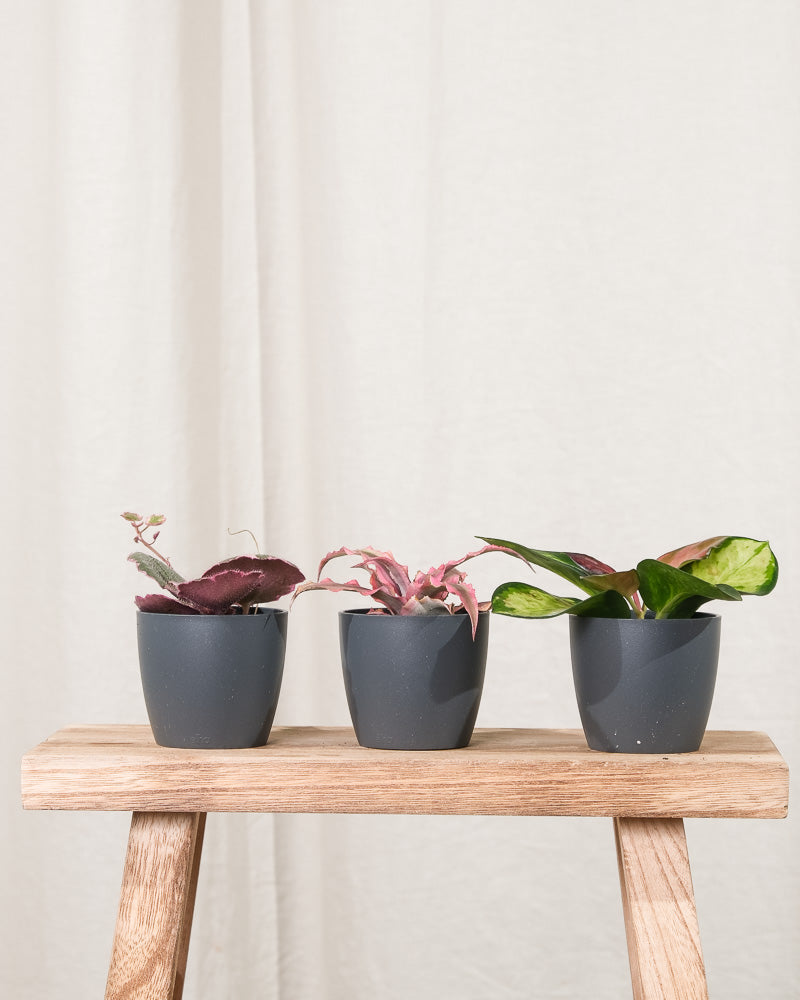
[
  {"x1": 569, "y1": 612, "x2": 720, "y2": 754},
  {"x1": 339, "y1": 609, "x2": 489, "y2": 750},
  {"x1": 137, "y1": 606, "x2": 287, "y2": 749}
]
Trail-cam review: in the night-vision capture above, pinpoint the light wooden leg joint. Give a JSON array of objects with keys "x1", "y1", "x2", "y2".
[
  {"x1": 105, "y1": 812, "x2": 205, "y2": 1000},
  {"x1": 615, "y1": 817, "x2": 707, "y2": 1000}
]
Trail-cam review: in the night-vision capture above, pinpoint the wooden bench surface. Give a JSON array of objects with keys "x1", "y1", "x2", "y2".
[{"x1": 21, "y1": 725, "x2": 788, "y2": 818}]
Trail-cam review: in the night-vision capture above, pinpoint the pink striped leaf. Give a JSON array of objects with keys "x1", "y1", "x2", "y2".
[{"x1": 657, "y1": 537, "x2": 728, "y2": 569}]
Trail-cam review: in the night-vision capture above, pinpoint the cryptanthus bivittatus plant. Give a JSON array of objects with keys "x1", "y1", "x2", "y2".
[{"x1": 291, "y1": 544, "x2": 527, "y2": 637}]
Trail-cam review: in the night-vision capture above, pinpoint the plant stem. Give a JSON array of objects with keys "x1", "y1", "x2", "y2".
[
  {"x1": 228, "y1": 527, "x2": 261, "y2": 553},
  {"x1": 134, "y1": 522, "x2": 174, "y2": 567},
  {"x1": 628, "y1": 596, "x2": 645, "y2": 619}
]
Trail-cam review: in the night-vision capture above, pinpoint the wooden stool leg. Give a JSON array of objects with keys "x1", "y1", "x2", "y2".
[
  {"x1": 173, "y1": 813, "x2": 205, "y2": 1000},
  {"x1": 614, "y1": 817, "x2": 708, "y2": 1000},
  {"x1": 105, "y1": 812, "x2": 206, "y2": 1000}
]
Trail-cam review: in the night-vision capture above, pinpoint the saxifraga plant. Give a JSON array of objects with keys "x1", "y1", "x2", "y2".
[
  {"x1": 291, "y1": 544, "x2": 526, "y2": 637},
  {"x1": 479, "y1": 535, "x2": 778, "y2": 620},
  {"x1": 123, "y1": 512, "x2": 304, "y2": 614}
]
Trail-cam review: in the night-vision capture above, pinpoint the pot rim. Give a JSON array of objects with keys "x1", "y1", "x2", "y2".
[
  {"x1": 339, "y1": 607, "x2": 489, "y2": 618},
  {"x1": 136, "y1": 604, "x2": 287, "y2": 618},
  {"x1": 571, "y1": 610, "x2": 721, "y2": 623}
]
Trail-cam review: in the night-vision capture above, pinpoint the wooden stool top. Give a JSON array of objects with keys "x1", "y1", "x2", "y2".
[{"x1": 21, "y1": 725, "x2": 788, "y2": 819}]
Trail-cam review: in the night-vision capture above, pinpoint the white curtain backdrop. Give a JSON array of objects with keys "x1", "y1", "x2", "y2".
[{"x1": 2, "y1": 1, "x2": 798, "y2": 997}]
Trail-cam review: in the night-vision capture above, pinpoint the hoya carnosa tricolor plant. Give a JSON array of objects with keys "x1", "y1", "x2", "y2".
[
  {"x1": 291, "y1": 544, "x2": 527, "y2": 637},
  {"x1": 480, "y1": 535, "x2": 778, "y2": 620}
]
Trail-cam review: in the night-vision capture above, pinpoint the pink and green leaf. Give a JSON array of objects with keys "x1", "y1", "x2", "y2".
[
  {"x1": 657, "y1": 536, "x2": 728, "y2": 569},
  {"x1": 636, "y1": 559, "x2": 742, "y2": 619},
  {"x1": 582, "y1": 568, "x2": 640, "y2": 598},
  {"x1": 478, "y1": 537, "x2": 614, "y2": 595},
  {"x1": 128, "y1": 551, "x2": 185, "y2": 588},
  {"x1": 491, "y1": 582, "x2": 629, "y2": 619},
  {"x1": 681, "y1": 537, "x2": 778, "y2": 596}
]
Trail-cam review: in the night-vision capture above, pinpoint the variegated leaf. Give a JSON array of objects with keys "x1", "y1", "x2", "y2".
[
  {"x1": 683, "y1": 536, "x2": 778, "y2": 596},
  {"x1": 637, "y1": 559, "x2": 742, "y2": 619},
  {"x1": 478, "y1": 537, "x2": 614, "y2": 595},
  {"x1": 657, "y1": 536, "x2": 728, "y2": 569}
]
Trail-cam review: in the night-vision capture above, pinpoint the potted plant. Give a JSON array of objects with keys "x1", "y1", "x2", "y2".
[
  {"x1": 292, "y1": 544, "x2": 524, "y2": 750},
  {"x1": 480, "y1": 534, "x2": 778, "y2": 753},
  {"x1": 123, "y1": 513, "x2": 304, "y2": 749}
]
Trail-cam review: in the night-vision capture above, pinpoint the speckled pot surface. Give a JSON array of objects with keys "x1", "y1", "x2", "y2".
[
  {"x1": 569, "y1": 612, "x2": 720, "y2": 754},
  {"x1": 137, "y1": 607, "x2": 287, "y2": 749},
  {"x1": 339, "y1": 609, "x2": 489, "y2": 750}
]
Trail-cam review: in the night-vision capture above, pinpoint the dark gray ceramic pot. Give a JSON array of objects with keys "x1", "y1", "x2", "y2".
[
  {"x1": 569, "y1": 612, "x2": 721, "y2": 754},
  {"x1": 137, "y1": 607, "x2": 287, "y2": 749},
  {"x1": 339, "y1": 609, "x2": 490, "y2": 750}
]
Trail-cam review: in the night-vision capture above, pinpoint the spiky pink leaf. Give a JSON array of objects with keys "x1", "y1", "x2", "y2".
[
  {"x1": 399, "y1": 596, "x2": 452, "y2": 616},
  {"x1": 318, "y1": 546, "x2": 412, "y2": 595},
  {"x1": 567, "y1": 552, "x2": 616, "y2": 576},
  {"x1": 135, "y1": 593, "x2": 198, "y2": 614},
  {"x1": 357, "y1": 558, "x2": 413, "y2": 599},
  {"x1": 402, "y1": 570, "x2": 449, "y2": 604},
  {"x1": 657, "y1": 536, "x2": 729, "y2": 569},
  {"x1": 438, "y1": 543, "x2": 532, "y2": 578},
  {"x1": 290, "y1": 577, "x2": 377, "y2": 606},
  {"x1": 443, "y1": 576, "x2": 481, "y2": 637}
]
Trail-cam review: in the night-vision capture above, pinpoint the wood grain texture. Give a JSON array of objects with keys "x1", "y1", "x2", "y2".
[
  {"x1": 615, "y1": 818, "x2": 708, "y2": 999},
  {"x1": 172, "y1": 813, "x2": 205, "y2": 1000},
  {"x1": 105, "y1": 812, "x2": 204, "y2": 1000},
  {"x1": 22, "y1": 725, "x2": 789, "y2": 818}
]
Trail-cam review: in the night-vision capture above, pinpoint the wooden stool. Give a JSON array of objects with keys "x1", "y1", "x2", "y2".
[{"x1": 22, "y1": 726, "x2": 788, "y2": 999}]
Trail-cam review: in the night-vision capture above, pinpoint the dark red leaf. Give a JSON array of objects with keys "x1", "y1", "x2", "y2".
[
  {"x1": 135, "y1": 593, "x2": 198, "y2": 614},
  {"x1": 167, "y1": 569, "x2": 268, "y2": 613},
  {"x1": 201, "y1": 555, "x2": 304, "y2": 602}
]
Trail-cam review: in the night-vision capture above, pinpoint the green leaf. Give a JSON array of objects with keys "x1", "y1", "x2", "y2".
[
  {"x1": 583, "y1": 569, "x2": 640, "y2": 598},
  {"x1": 146, "y1": 514, "x2": 166, "y2": 526},
  {"x1": 127, "y1": 551, "x2": 185, "y2": 589},
  {"x1": 685, "y1": 536, "x2": 778, "y2": 596},
  {"x1": 479, "y1": 537, "x2": 612, "y2": 595},
  {"x1": 491, "y1": 582, "x2": 630, "y2": 619},
  {"x1": 491, "y1": 582, "x2": 580, "y2": 618},
  {"x1": 121, "y1": 511, "x2": 141, "y2": 522},
  {"x1": 569, "y1": 590, "x2": 632, "y2": 618},
  {"x1": 637, "y1": 559, "x2": 742, "y2": 619}
]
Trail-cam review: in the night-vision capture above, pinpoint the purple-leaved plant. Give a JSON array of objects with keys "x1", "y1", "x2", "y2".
[
  {"x1": 291, "y1": 544, "x2": 527, "y2": 637},
  {"x1": 123, "y1": 513, "x2": 304, "y2": 614}
]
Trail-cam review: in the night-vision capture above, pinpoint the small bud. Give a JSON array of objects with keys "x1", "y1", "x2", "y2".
[{"x1": 121, "y1": 512, "x2": 142, "y2": 522}]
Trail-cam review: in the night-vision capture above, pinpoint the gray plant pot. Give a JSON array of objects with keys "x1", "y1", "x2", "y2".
[
  {"x1": 339, "y1": 609, "x2": 490, "y2": 750},
  {"x1": 569, "y1": 612, "x2": 721, "y2": 754},
  {"x1": 137, "y1": 607, "x2": 287, "y2": 749}
]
